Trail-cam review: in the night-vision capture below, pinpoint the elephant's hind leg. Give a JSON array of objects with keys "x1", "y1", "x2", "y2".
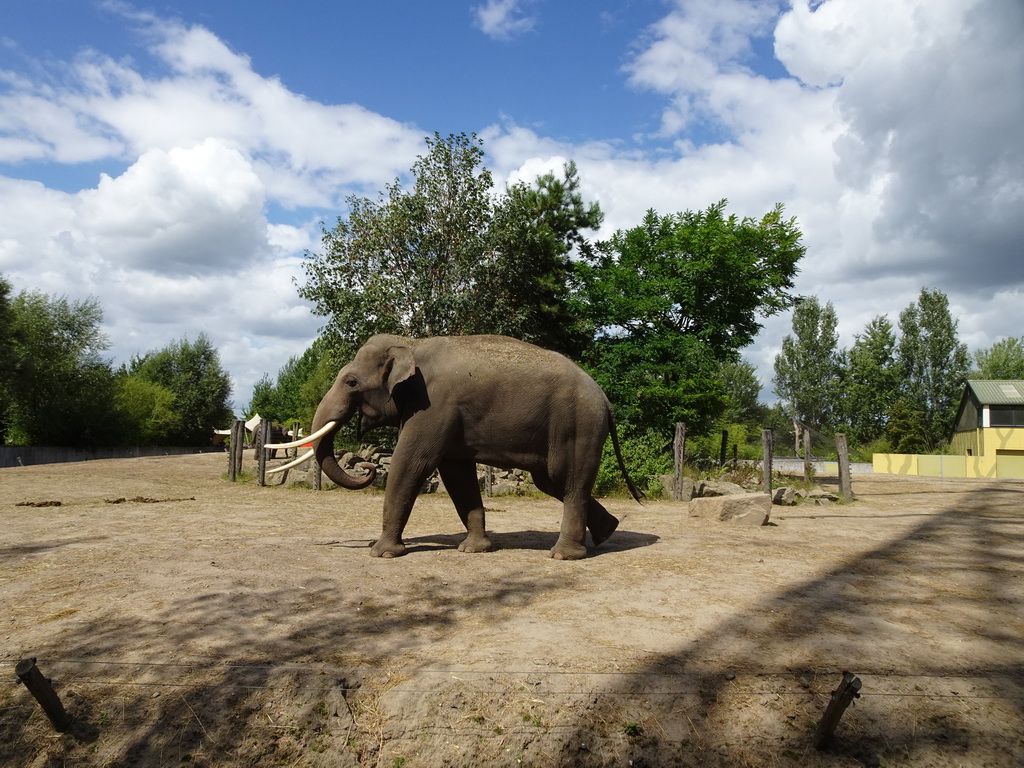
[
  {"x1": 586, "y1": 498, "x2": 619, "y2": 547},
  {"x1": 438, "y1": 460, "x2": 493, "y2": 553}
]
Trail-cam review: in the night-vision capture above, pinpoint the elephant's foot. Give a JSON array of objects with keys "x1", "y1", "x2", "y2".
[
  {"x1": 548, "y1": 537, "x2": 588, "y2": 560},
  {"x1": 458, "y1": 533, "x2": 494, "y2": 553},
  {"x1": 369, "y1": 538, "x2": 407, "y2": 558},
  {"x1": 588, "y1": 513, "x2": 619, "y2": 547}
]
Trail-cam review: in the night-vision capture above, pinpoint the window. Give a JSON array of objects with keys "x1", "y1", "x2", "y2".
[{"x1": 989, "y1": 406, "x2": 1024, "y2": 427}]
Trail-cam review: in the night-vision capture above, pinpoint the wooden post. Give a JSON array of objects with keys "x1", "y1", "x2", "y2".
[
  {"x1": 227, "y1": 420, "x2": 237, "y2": 481},
  {"x1": 813, "y1": 671, "x2": 862, "y2": 749},
  {"x1": 762, "y1": 429, "x2": 773, "y2": 495},
  {"x1": 836, "y1": 433, "x2": 853, "y2": 502},
  {"x1": 257, "y1": 419, "x2": 270, "y2": 487},
  {"x1": 484, "y1": 465, "x2": 493, "y2": 498},
  {"x1": 228, "y1": 419, "x2": 244, "y2": 481},
  {"x1": 312, "y1": 458, "x2": 322, "y2": 490},
  {"x1": 16, "y1": 658, "x2": 71, "y2": 732},
  {"x1": 673, "y1": 422, "x2": 686, "y2": 501},
  {"x1": 719, "y1": 430, "x2": 728, "y2": 468},
  {"x1": 803, "y1": 426, "x2": 813, "y2": 482},
  {"x1": 290, "y1": 421, "x2": 300, "y2": 458}
]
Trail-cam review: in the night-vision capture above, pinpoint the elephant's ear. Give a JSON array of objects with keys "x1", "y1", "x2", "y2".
[{"x1": 384, "y1": 344, "x2": 416, "y2": 395}]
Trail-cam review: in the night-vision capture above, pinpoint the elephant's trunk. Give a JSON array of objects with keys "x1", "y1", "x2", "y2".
[{"x1": 311, "y1": 405, "x2": 377, "y2": 490}]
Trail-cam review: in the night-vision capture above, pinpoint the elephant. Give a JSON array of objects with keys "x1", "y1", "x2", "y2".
[{"x1": 306, "y1": 334, "x2": 640, "y2": 560}]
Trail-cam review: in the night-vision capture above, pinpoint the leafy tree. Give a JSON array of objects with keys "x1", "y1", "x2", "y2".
[
  {"x1": 772, "y1": 297, "x2": 842, "y2": 432},
  {"x1": 129, "y1": 334, "x2": 233, "y2": 445},
  {"x1": 3, "y1": 290, "x2": 122, "y2": 446},
  {"x1": 842, "y1": 315, "x2": 900, "y2": 443},
  {"x1": 971, "y1": 336, "x2": 1024, "y2": 379},
  {"x1": 300, "y1": 133, "x2": 603, "y2": 358},
  {"x1": 475, "y1": 161, "x2": 602, "y2": 355},
  {"x1": 719, "y1": 359, "x2": 765, "y2": 426},
  {"x1": 577, "y1": 201, "x2": 804, "y2": 438},
  {"x1": 116, "y1": 376, "x2": 177, "y2": 445},
  {"x1": 300, "y1": 132, "x2": 493, "y2": 355},
  {"x1": 0, "y1": 273, "x2": 16, "y2": 442},
  {"x1": 896, "y1": 288, "x2": 969, "y2": 450},
  {"x1": 248, "y1": 339, "x2": 332, "y2": 424}
]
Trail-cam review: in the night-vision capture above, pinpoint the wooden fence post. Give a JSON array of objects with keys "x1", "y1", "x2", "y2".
[
  {"x1": 813, "y1": 671, "x2": 862, "y2": 749},
  {"x1": 762, "y1": 429, "x2": 773, "y2": 495},
  {"x1": 16, "y1": 658, "x2": 71, "y2": 732},
  {"x1": 312, "y1": 458, "x2": 322, "y2": 490},
  {"x1": 290, "y1": 421, "x2": 300, "y2": 458},
  {"x1": 803, "y1": 426, "x2": 813, "y2": 482},
  {"x1": 718, "y1": 430, "x2": 728, "y2": 468},
  {"x1": 836, "y1": 433, "x2": 853, "y2": 502},
  {"x1": 228, "y1": 419, "x2": 244, "y2": 481},
  {"x1": 673, "y1": 422, "x2": 686, "y2": 501},
  {"x1": 257, "y1": 419, "x2": 270, "y2": 487},
  {"x1": 484, "y1": 465, "x2": 493, "y2": 498}
]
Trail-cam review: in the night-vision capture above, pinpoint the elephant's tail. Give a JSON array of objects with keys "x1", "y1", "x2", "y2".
[{"x1": 608, "y1": 410, "x2": 644, "y2": 503}]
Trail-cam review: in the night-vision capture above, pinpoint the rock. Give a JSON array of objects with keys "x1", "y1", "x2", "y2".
[
  {"x1": 688, "y1": 494, "x2": 772, "y2": 525},
  {"x1": 339, "y1": 451, "x2": 359, "y2": 468},
  {"x1": 698, "y1": 480, "x2": 747, "y2": 497},
  {"x1": 772, "y1": 487, "x2": 797, "y2": 506},
  {"x1": 658, "y1": 475, "x2": 695, "y2": 500}
]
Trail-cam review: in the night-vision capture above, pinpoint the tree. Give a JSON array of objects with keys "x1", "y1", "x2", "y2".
[
  {"x1": 772, "y1": 296, "x2": 842, "y2": 432},
  {"x1": 247, "y1": 339, "x2": 333, "y2": 425},
  {"x1": 116, "y1": 376, "x2": 177, "y2": 445},
  {"x1": 475, "y1": 161, "x2": 602, "y2": 356},
  {"x1": 129, "y1": 334, "x2": 233, "y2": 445},
  {"x1": 971, "y1": 336, "x2": 1024, "y2": 379},
  {"x1": 300, "y1": 133, "x2": 603, "y2": 358},
  {"x1": 842, "y1": 315, "x2": 900, "y2": 443},
  {"x1": 718, "y1": 359, "x2": 765, "y2": 426},
  {"x1": 896, "y1": 288, "x2": 969, "y2": 450},
  {"x1": 3, "y1": 290, "x2": 122, "y2": 446},
  {"x1": 578, "y1": 201, "x2": 804, "y2": 437},
  {"x1": 0, "y1": 273, "x2": 16, "y2": 442}
]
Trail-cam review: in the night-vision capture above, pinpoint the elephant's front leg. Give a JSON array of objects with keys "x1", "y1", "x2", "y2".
[
  {"x1": 371, "y1": 449, "x2": 435, "y2": 558},
  {"x1": 438, "y1": 459, "x2": 493, "y2": 553}
]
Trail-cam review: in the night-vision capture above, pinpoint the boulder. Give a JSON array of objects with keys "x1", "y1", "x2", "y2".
[
  {"x1": 688, "y1": 493, "x2": 772, "y2": 526},
  {"x1": 698, "y1": 480, "x2": 747, "y2": 497},
  {"x1": 772, "y1": 487, "x2": 797, "y2": 506},
  {"x1": 659, "y1": 475, "x2": 695, "y2": 501}
]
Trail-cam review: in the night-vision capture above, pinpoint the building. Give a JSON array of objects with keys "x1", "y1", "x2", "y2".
[{"x1": 874, "y1": 380, "x2": 1024, "y2": 479}]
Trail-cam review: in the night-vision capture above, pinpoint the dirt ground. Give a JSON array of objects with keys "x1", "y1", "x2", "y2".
[{"x1": 1, "y1": 452, "x2": 1022, "y2": 767}]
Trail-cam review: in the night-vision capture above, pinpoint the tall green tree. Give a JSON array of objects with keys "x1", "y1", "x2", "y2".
[
  {"x1": 0, "y1": 273, "x2": 16, "y2": 442},
  {"x1": 578, "y1": 201, "x2": 804, "y2": 437},
  {"x1": 842, "y1": 315, "x2": 900, "y2": 443},
  {"x1": 971, "y1": 336, "x2": 1024, "y2": 379},
  {"x1": 248, "y1": 339, "x2": 331, "y2": 424},
  {"x1": 772, "y1": 296, "x2": 842, "y2": 432},
  {"x1": 896, "y1": 288, "x2": 969, "y2": 450},
  {"x1": 475, "y1": 161, "x2": 602, "y2": 355},
  {"x1": 300, "y1": 133, "x2": 603, "y2": 358},
  {"x1": 129, "y1": 334, "x2": 233, "y2": 445},
  {"x1": 3, "y1": 290, "x2": 122, "y2": 446}
]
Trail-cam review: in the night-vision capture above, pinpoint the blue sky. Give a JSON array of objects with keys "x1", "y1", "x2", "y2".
[{"x1": 1, "y1": 0, "x2": 1022, "y2": 413}]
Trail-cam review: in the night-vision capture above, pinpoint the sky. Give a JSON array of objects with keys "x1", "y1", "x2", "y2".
[{"x1": 1, "y1": 0, "x2": 1022, "y2": 415}]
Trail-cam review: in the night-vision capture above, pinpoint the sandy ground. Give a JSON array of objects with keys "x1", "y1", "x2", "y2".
[{"x1": 1, "y1": 452, "x2": 1023, "y2": 767}]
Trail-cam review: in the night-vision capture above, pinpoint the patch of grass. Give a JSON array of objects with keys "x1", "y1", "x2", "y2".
[{"x1": 623, "y1": 721, "x2": 644, "y2": 742}]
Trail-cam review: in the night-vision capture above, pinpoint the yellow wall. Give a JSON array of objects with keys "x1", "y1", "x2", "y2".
[{"x1": 874, "y1": 428, "x2": 1024, "y2": 478}]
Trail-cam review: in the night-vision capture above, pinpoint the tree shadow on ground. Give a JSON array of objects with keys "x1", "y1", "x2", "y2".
[{"x1": 553, "y1": 482, "x2": 1024, "y2": 766}]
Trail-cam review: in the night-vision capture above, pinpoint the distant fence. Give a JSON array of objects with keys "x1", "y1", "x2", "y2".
[
  {"x1": 873, "y1": 453, "x2": 1024, "y2": 480},
  {"x1": 0, "y1": 445, "x2": 223, "y2": 469}
]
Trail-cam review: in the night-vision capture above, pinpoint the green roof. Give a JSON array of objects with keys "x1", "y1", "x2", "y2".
[{"x1": 966, "y1": 380, "x2": 1024, "y2": 405}]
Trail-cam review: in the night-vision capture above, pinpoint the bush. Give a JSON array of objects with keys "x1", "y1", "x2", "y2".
[{"x1": 595, "y1": 429, "x2": 673, "y2": 497}]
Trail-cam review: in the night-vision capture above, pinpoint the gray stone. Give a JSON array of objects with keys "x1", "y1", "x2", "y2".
[
  {"x1": 659, "y1": 475, "x2": 695, "y2": 501},
  {"x1": 772, "y1": 487, "x2": 797, "y2": 506},
  {"x1": 698, "y1": 480, "x2": 747, "y2": 497},
  {"x1": 688, "y1": 494, "x2": 772, "y2": 525}
]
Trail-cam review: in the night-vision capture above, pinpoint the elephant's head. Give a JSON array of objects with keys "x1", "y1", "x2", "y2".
[{"x1": 311, "y1": 336, "x2": 417, "y2": 489}]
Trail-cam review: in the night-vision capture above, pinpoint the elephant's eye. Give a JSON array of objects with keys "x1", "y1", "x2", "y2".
[{"x1": 344, "y1": 377, "x2": 358, "y2": 389}]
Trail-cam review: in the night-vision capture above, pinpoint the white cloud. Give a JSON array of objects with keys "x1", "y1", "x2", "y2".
[{"x1": 474, "y1": 0, "x2": 538, "y2": 40}]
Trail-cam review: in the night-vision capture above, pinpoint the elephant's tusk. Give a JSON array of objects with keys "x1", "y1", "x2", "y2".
[
  {"x1": 263, "y1": 421, "x2": 338, "y2": 450},
  {"x1": 266, "y1": 448, "x2": 316, "y2": 475}
]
